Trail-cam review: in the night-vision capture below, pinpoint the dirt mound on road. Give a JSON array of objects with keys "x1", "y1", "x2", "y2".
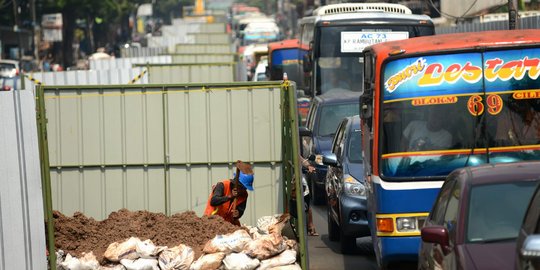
[{"x1": 53, "y1": 209, "x2": 240, "y2": 263}]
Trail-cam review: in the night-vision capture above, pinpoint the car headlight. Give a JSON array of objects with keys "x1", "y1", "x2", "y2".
[
  {"x1": 343, "y1": 175, "x2": 366, "y2": 196},
  {"x1": 396, "y1": 217, "x2": 418, "y2": 232}
]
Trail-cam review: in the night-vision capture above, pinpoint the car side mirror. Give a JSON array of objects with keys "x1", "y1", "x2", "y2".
[
  {"x1": 323, "y1": 153, "x2": 339, "y2": 167},
  {"x1": 299, "y1": 126, "x2": 312, "y2": 137},
  {"x1": 421, "y1": 226, "x2": 451, "y2": 255},
  {"x1": 522, "y1": 235, "x2": 540, "y2": 260}
]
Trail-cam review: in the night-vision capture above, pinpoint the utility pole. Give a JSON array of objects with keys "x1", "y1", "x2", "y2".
[
  {"x1": 12, "y1": 0, "x2": 23, "y2": 60},
  {"x1": 508, "y1": 0, "x2": 519, "y2": 30},
  {"x1": 31, "y1": 0, "x2": 39, "y2": 61}
]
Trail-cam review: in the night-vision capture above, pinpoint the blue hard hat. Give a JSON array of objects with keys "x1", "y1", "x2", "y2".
[{"x1": 237, "y1": 171, "x2": 254, "y2": 191}]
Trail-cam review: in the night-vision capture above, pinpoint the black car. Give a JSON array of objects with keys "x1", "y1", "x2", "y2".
[
  {"x1": 323, "y1": 115, "x2": 368, "y2": 254},
  {"x1": 300, "y1": 91, "x2": 361, "y2": 205},
  {"x1": 516, "y1": 183, "x2": 540, "y2": 270}
]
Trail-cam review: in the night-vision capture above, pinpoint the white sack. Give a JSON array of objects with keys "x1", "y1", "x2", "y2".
[
  {"x1": 136, "y1": 239, "x2": 166, "y2": 258},
  {"x1": 99, "y1": 264, "x2": 127, "y2": 270},
  {"x1": 104, "y1": 237, "x2": 141, "y2": 262},
  {"x1": 60, "y1": 252, "x2": 100, "y2": 270},
  {"x1": 257, "y1": 250, "x2": 296, "y2": 270},
  {"x1": 256, "y1": 216, "x2": 278, "y2": 234},
  {"x1": 158, "y1": 244, "x2": 195, "y2": 270},
  {"x1": 203, "y1": 230, "x2": 252, "y2": 254},
  {"x1": 120, "y1": 258, "x2": 159, "y2": 270},
  {"x1": 243, "y1": 233, "x2": 286, "y2": 260},
  {"x1": 222, "y1": 252, "x2": 260, "y2": 270},
  {"x1": 189, "y1": 252, "x2": 226, "y2": 270}
]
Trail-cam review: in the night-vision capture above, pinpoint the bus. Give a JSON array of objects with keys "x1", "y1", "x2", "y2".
[
  {"x1": 360, "y1": 29, "x2": 540, "y2": 268},
  {"x1": 267, "y1": 39, "x2": 309, "y2": 122},
  {"x1": 298, "y1": 3, "x2": 434, "y2": 98}
]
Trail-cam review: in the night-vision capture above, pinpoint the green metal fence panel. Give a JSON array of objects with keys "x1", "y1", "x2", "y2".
[
  {"x1": 171, "y1": 53, "x2": 237, "y2": 64},
  {"x1": 175, "y1": 43, "x2": 233, "y2": 54},
  {"x1": 279, "y1": 81, "x2": 308, "y2": 269},
  {"x1": 38, "y1": 82, "x2": 285, "y2": 226},
  {"x1": 193, "y1": 23, "x2": 227, "y2": 33},
  {"x1": 188, "y1": 33, "x2": 230, "y2": 44},
  {"x1": 144, "y1": 63, "x2": 235, "y2": 84}
]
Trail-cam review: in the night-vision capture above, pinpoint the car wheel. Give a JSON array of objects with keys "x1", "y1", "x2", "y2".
[
  {"x1": 339, "y1": 229, "x2": 357, "y2": 254},
  {"x1": 327, "y1": 207, "x2": 340, "y2": 241}
]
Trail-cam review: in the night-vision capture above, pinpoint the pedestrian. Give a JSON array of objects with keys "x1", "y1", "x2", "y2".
[
  {"x1": 300, "y1": 155, "x2": 319, "y2": 236},
  {"x1": 204, "y1": 160, "x2": 254, "y2": 225}
]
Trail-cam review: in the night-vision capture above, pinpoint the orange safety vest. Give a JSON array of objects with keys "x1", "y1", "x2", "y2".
[{"x1": 204, "y1": 179, "x2": 248, "y2": 225}]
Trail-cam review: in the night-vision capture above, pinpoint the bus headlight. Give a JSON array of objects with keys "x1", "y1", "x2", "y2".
[
  {"x1": 396, "y1": 217, "x2": 418, "y2": 232},
  {"x1": 343, "y1": 175, "x2": 366, "y2": 196}
]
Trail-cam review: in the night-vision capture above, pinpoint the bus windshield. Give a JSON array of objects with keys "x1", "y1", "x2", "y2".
[
  {"x1": 380, "y1": 49, "x2": 540, "y2": 180},
  {"x1": 316, "y1": 25, "x2": 433, "y2": 95}
]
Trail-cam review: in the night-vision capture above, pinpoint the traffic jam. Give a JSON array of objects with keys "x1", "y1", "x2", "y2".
[{"x1": 2, "y1": 0, "x2": 540, "y2": 269}]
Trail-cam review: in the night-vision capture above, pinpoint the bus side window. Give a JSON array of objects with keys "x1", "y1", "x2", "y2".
[{"x1": 361, "y1": 52, "x2": 375, "y2": 130}]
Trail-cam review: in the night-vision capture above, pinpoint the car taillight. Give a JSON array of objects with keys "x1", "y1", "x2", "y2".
[
  {"x1": 15, "y1": 69, "x2": 19, "y2": 76},
  {"x1": 2, "y1": 86, "x2": 12, "y2": 91}
]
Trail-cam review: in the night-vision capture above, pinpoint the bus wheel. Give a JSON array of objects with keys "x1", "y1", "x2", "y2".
[{"x1": 327, "y1": 207, "x2": 340, "y2": 241}]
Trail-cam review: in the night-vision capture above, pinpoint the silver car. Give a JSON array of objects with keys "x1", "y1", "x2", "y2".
[{"x1": 0, "y1": 60, "x2": 19, "y2": 78}]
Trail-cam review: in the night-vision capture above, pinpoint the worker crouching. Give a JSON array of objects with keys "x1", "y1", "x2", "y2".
[{"x1": 204, "y1": 160, "x2": 254, "y2": 225}]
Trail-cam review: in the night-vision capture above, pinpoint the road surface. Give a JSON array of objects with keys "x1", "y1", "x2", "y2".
[{"x1": 306, "y1": 204, "x2": 377, "y2": 270}]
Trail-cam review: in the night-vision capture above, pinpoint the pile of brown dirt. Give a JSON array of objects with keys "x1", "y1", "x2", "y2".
[{"x1": 53, "y1": 209, "x2": 240, "y2": 264}]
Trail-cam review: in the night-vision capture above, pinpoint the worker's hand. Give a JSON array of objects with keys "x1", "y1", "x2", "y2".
[
  {"x1": 231, "y1": 188, "x2": 238, "y2": 198},
  {"x1": 232, "y1": 210, "x2": 240, "y2": 218},
  {"x1": 307, "y1": 165, "x2": 316, "y2": 173}
]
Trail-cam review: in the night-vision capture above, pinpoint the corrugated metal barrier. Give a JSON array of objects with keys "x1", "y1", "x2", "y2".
[
  {"x1": 0, "y1": 90, "x2": 47, "y2": 270},
  {"x1": 175, "y1": 43, "x2": 233, "y2": 54},
  {"x1": 188, "y1": 33, "x2": 231, "y2": 44},
  {"x1": 120, "y1": 46, "x2": 168, "y2": 58},
  {"x1": 142, "y1": 63, "x2": 236, "y2": 84},
  {"x1": 37, "y1": 82, "x2": 284, "y2": 225},
  {"x1": 436, "y1": 15, "x2": 540, "y2": 34},
  {"x1": 89, "y1": 55, "x2": 172, "y2": 70},
  {"x1": 171, "y1": 53, "x2": 237, "y2": 64},
  {"x1": 147, "y1": 36, "x2": 194, "y2": 52},
  {"x1": 171, "y1": 20, "x2": 227, "y2": 33},
  {"x1": 24, "y1": 68, "x2": 149, "y2": 92}
]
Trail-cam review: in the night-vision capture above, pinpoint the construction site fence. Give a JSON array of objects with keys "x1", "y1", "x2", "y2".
[
  {"x1": 24, "y1": 67, "x2": 149, "y2": 92},
  {"x1": 436, "y1": 15, "x2": 540, "y2": 34},
  {"x1": 0, "y1": 90, "x2": 47, "y2": 270},
  {"x1": 89, "y1": 55, "x2": 172, "y2": 70},
  {"x1": 175, "y1": 43, "x2": 234, "y2": 54},
  {"x1": 141, "y1": 63, "x2": 237, "y2": 84}
]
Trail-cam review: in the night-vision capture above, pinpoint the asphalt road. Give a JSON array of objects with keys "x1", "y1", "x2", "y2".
[{"x1": 306, "y1": 204, "x2": 378, "y2": 270}]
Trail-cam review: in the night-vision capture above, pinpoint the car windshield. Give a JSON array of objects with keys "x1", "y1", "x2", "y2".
[
  {"x1": 347, "y1": 129, "x2": 362, "y2": 163},
  {"x1": 317, "y1": 57, "x2": 363, "y2": 94},
  {"x1": 0, "y1": 63, "x2": 16, "y2": 77},
  {"x1": 466, "y1": 181, "x2": 538, "y2": 243},
  {"x1": 317, "y1": 103, "x2": 359, "y2": 137},
  {"x1": 380, "y1": 49, "x2": 540, "y2": 180}
]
